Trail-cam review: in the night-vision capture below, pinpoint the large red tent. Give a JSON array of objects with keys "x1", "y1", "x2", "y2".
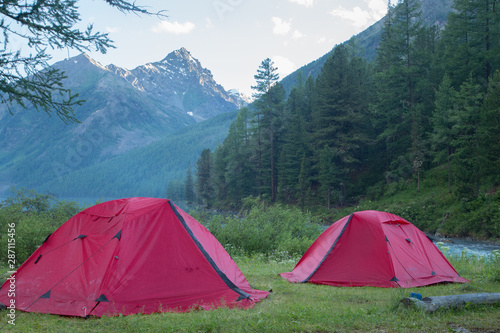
[
  {"x1": 0, "y1": 197, "x2": 269, "y2": 317},
  {"x1": 280, "y1": 210, "x2": 468, "y2": 288}
]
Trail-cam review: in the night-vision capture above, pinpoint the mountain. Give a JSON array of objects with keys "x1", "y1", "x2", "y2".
[
  {"x1": 109, "y1": 47, "x2": 240, "y2": 122},
  {"x1": 0, "y1": 48, "x2": 240, "y2": 197},
  {"x1": 0, "y1": 0, "x2": 456, "y2": 199},
  {"x1": 280, "y1": 0, "x2": 454, "y2": 93},
  {"x1": 36, "y1": 111, "x2": 238, "y2": 199},
  {"x1": 228, "y1": 89, "x2": 254, "y2": 107}
]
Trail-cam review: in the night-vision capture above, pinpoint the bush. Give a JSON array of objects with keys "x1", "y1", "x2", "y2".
[
  {"x1": 0, "y1": 187, "x2": 82, "y2": 265},
  {"x1": 439, "y1": 191, "x2": 500, "y2": 238},
  {"x1": 194, "y1": 201, "x2": 323, "y2": 258}
]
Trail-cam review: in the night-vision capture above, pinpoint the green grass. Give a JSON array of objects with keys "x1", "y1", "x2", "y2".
[{"x1": 1, "y1": 256, "x2": 499, "y2": 333}]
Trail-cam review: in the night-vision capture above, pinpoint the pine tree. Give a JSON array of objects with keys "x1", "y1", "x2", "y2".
[
  {"x1": 431, "y1": 74, "x2": 458, "y2": 193},
  {"x1": 166, "y1": 179, "x2": 184, "y2": 201},
  {"x1": 212, "y1": 146, "x2": 228, "y2": 205},
  {"x1": 451, "y1": 75, "x2": 484, "y2": 200},
  {"x1": 0, "y1": 0, "x2": 164, "y2": 123},
  {"x1": 478, "y1": 71, "x2": 500, "y2": 185},
  {"x1": 223, "y1": 108, "x2": 256, "y2": 206},
  {"x1": 251, "y1": 58, "x2": 283, "y2": 202},
  {"x1": 318, "y1": 145, "x2": 339, "y2": 209},
  {"x1": 184, "y1": 164, "x2": 195, "y2": 206},
  {"x1": 443, "y1": 0, "x2": 500, "y2": 89},
  {"x1": 310, "y1": 44, "x2": 372, "y2": 203},
  {"x1": 278, "y1": 83, "x2": 311, "y2": 203},
  {"x1": 196, "y1": 149, "x2": 215, "y2": 208},
  {"x1": 374, "y1": 0, "x2": 428, "y2": 184}
]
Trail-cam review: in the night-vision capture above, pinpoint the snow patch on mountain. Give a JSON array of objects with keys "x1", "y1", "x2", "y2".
[{"x1": 228, "y1": 89, "x2": 254, "y2": 107}]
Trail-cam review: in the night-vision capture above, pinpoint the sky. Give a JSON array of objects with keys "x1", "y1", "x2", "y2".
[{"x1": 55, "y1": 0, "x2": 388, "y2": 96}]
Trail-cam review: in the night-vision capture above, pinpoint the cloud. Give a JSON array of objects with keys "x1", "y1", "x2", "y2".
[
  {"x1": 330, "y1": 6, "x2": 371, "y2": 28},
  {"x1": 272, "y1": 55, "x2": 296, "y2": 79},
  {"x1": 289, "y1": 0, "x2": 314, "y2": 8},
  {"x1": 367, "y1": 0, "x2": 388, "y2": 19},
  {"x1": 316, "y1": 36, "x2": 327, "y2": 44},
  {"x1": 272, "y1": 17, "x2": 292, "y2": 36},
  {"x1": 292, "y1": 30, "x2": 304, "y2": 39},
  {"x1": 330, "y1": 0, "x2": 387, "y2": 28},
  {"x1": 152, "y1": 20, "x2": 196, "y2": 34},
  {"x1": 106, "y1": 27, "x2": 119, "y2": 34}
]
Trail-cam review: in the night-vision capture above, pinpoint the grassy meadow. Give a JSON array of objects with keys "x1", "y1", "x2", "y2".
[
  {"x1": 0, "y1": 189, "x2": 498, "y2": 332},
  {"x1": 1, "y1": 253, "x2": 499, "y2": 333}
]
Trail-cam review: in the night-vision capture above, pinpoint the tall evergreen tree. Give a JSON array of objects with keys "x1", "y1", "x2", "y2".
[
  {"x1": 212, "y1": 146, "x2": 228, "y2": 205},
  {"x1": 278, "y1": 83, "x2": 311, "y2": 203},
  {"x1": 166, "y1": 179, "x2": 184, "y2": 202},
  {"x1": 443, "y1": 0, "x2": 500, "y2": 89},
  {"x1": 196, "y1": 149, "x2": 215, "y2": 208},
  {"x1": 318, "y1": 145, "x2": 339, "y2": 209},
  {"x1": 374, "y1": 0, "x2": 428, "y2": 184},
  {"x1": 431, "y1": 74, "x2": 458, "y2": 193},
  {"x1": 223, "y1": 108, "x2": 256, "y2": 206},
  {"x1": 451, "y1": 75, "x2": 484, "y2": 200},
  {"x1": 184, "y1": 164, "x2": 195, "y2": 206},
  {"x1": 251, "y1": 58, "x2": 282, "y2": 202},
  {"x1": 478, "y1": 71, "x2": 500, "y2": 185},
  {"x1": 311, "y1": 44, "x2": 372, "y2": 203}
]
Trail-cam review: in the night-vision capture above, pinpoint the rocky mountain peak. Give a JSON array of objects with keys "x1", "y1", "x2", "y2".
[
  {"x1": 151, "y1": 47, "x2": 213, "y2": 84},
  {"x1": 101, "y1": 47, "x2": 239, "y2": 121},
  {"x1": 164, "y1": 47, "x2": 197, "y2": 63}
]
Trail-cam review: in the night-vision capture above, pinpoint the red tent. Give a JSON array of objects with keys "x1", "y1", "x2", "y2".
[
  {"x1": 0, "y1": 198, "x2": 268, "y2": 317},
  {"x1": 280, "y1": 210, "x2": 468, "y2": 288}
]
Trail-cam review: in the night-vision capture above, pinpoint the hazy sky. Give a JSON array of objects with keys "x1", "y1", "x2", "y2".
[{"x1": 57, "y1": 0, "x2": 388, "y2": 95}]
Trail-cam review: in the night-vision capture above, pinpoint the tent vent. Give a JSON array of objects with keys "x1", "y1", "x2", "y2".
[
  {"x1": 113, "y1": 230, "x2": 122, "y2": 241},
  {"x1": 385, "y1": 235, "x2": 389, "y2": 242},
  {"x1": 114, "y1": 256, "x2": 119, "y2": 260},
  {"x1": 95, "y1": 294, "x2": 110, "y2": 302},
  {"x1": 390, "y1": 276, "x2": 399, "y2": 282},
  {"x1": 405, "y1": 238, "x2": 412, "y2": 243},
  {"x1": 34, "y1": 254, "x2": 42, "y2": 264},
  {"x1": 40, "y1": 290, "x2": 51, "y2": 299},
  {"x1": 431, "y1": 271, "x2": 436, "y2": 275},
  {"x1": 73, "y1": 234, "x2": 87, "y2": 241}
]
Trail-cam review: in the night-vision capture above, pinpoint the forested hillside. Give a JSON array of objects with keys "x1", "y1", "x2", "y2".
[
  {"x1": 280, "y1": 0, "x2": 454, "y2": 94},
  {"x1": 193, "y1": 0, "x2": 500, "y2": 238},
  {"x1": 33, "y1": 111, "x2": 238, "y2": 198}
]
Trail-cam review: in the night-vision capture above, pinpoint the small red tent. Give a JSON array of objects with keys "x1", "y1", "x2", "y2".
[
  {"x1": 0, "y1": 198, "x2": 268, "y2": 317},
  {"x1": 280, "y1": 210, "x2": 468, "y2": 288}
]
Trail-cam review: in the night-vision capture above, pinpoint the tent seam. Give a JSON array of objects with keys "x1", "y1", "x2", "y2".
[
  {"x1": 168, "y1": 201, "x2": 251, "y2": 301},
  {"x1": 301, "y1": 213, "x2": 354, "y2": 283}
]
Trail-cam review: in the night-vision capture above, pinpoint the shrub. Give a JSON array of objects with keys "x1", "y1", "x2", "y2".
[
  {"x1": 194, "y1": 201, "x2": 323, "y2": 258},
  {"x1": 0, "y1": 188, "x2": 82, "y2": 265}
]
